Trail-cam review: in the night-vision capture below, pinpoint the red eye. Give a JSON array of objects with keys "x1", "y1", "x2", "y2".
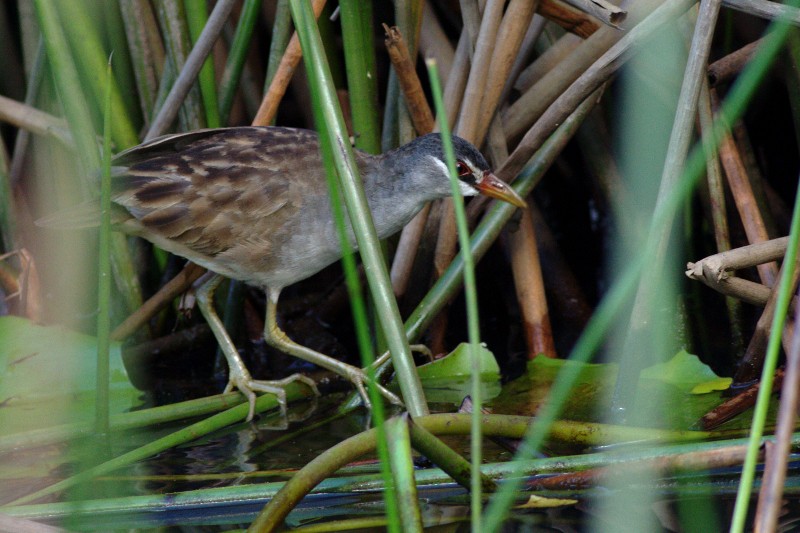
[{"x1": 456, "y1": 161, "x2": 471, "y2": 177}]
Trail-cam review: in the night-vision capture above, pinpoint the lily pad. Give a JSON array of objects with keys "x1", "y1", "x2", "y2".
[
  {"x1": 640, "y1": 349, "x2": 727, "y2": 392},
  {"x1": 491, "y1": 351, "x2": 757, "y2": 431},
  {"x1": 0, "y1": 316, "x2": 141, "y2": 434},
  {"x1": 402, "y1": 343, "x2": 501, "y2": 405}
]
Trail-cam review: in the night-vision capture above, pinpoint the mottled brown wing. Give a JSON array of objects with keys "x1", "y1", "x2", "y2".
[{"x1": 112, "y1": 127, "x2": 319, "y2": 260}]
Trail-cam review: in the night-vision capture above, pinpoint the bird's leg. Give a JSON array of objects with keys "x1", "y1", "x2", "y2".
[
  {"x1": 195, "y1": 273, "x2": 319, "y2": 422},
  {"x1": 263, "y1": 288, "x2": 405, "y2": 409}
]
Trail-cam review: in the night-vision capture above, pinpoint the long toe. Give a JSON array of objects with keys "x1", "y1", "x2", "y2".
[
  {"x1": 370, "y1": 344, "x2": 433, "y2": 372},
  {"x1": 227, "y1": 378, "x2": 259, "y2": 421},
  {"x1": 271, "y1": 373, "x2": 321, "y2": 398},
  {"x1": 232, "y1": 374, "x2": 319, "y2": 423},
  {"x1": 343, "y1": 365, "x2": 405, "y2": 409}
]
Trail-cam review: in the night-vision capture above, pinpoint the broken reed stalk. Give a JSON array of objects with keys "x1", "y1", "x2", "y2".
[
  {"x1": 686, "y1": 237, "x2": 789, "y2": 306},
  {"x1": 539, "y1": 0, "x2": 602, "y2": 37},
  {"x1": 708, "y1": 37, "x2": 764, "y2": 87},
  {"x1": 562, "y1": 0, "x2": 627, "y2": 27}
]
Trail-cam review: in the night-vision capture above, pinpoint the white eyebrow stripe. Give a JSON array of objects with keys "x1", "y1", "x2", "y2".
[{"x1": 428, "y1": 154, "x2": 449, "y2": 175}]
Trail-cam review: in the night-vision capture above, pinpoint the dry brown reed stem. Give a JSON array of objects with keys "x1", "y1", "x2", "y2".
[
  {"x1": 383, "y1": 24, "x2": 435, "y2": 134},
  {"x1": 509, "y1": 209, "x2": 557, "y2": 359},
  {"x1": 698, "y1": 368, "x2": 784, "y2": 430},
  {"x1": 454, "y1": 0, "x2": 504, "y2": 144},
  {"x1": 419, "y1": 1, "x2": 454, "y2": 78},
  {"x1": 755, "y1": 295, "x2": 800, "y2": 533},
  {"x1": 527, "y1": 443, "x2": 756, "y2": 490},
  {"x1": 538, "y1": 0, "x2": 602, "y2": 38},
  {"x1": 392, "y1": 213, "x2": 434, "y2": 300},
  {"x1": 698, "y1": 83, "x2": 732, "y2": 253},
  {"x1": 110, "y1": 262, "x2": 206, "y2": 342},
  {"x1": 0, "y1": 94, "x2": 73, "y2": 147},
  {"x1": 515, "y1": 33, "x2": 583, "y2": 93},
  {"x1": 475, "y1": 0, "x2": 540, "y2": 144},
  {"x1": 712, "y1": 93, "x2": 778, "y2": 287},
  {"x1": 443, "y1": 33, "x2": 471, "y2": 131},
  {"x1": 501, "y1": 17, "x2": 548, "y2": 105},
  {"x1": 0, "y1": 250, "x2": 40, "y2": 322},
  {"x1": 502, "y1": 21, "x2": 620, "y2": 143},
  {"x1": 708, "y1": 38, "x2": 763, "y2": 87},
  {"x1": 500, "y1": 0, "x2": 696, "y2": 181},
  {"x1": 732, "y1": 119, "x2": 779, "y2": 231},
  {"x1": 733, "y1": 254, "x2": 800, "y2": 385},
  {"x1": 563, "y1": 0, "x2": 627, "y2": 26},
  {"x1": 252, "y1": 0, "x2": 326, "y2": 127}
]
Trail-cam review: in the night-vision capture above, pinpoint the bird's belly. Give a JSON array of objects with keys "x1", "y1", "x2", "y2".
[{"x1": 253, "y1": 242, "x2": 342, "y2": 289}]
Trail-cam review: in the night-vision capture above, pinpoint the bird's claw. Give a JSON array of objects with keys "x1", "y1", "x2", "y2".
[{"x1": 226, "y1": 372, "x2": 320, "y2": 422}]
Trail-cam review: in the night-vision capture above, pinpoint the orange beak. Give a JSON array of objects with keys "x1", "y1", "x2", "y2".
[{"x1": 475, "y1": 172, "x2": 527, "y2": 208}]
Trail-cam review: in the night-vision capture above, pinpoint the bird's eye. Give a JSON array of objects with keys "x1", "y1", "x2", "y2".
[{"x1": 455, "y1": 161, "x2": 471, "y2": 177}]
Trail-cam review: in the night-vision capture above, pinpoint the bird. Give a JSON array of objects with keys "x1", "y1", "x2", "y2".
[{"x1": 43, "y1": 126, "x2": 526, "y2": 421}]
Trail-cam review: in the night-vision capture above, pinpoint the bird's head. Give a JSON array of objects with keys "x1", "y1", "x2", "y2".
[{"x1": 392, "y1": 133, "x2": 527, "y2": 208}]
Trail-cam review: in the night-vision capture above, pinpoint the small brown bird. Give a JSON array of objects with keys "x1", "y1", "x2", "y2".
[{"x1": 46, "y1": 127, "x2": 526, "y2": 420}]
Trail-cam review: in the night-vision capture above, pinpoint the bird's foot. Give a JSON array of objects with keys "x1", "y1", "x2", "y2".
[
  {"x1": 225, "y1": 372, "x2": 320, "y2": 423},
  {"x1": 341, "y1": 364, "x2": 404, "y2": 410}
]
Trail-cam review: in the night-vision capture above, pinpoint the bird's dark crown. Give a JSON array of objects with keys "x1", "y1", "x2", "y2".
[{"x1": 385, "y1": 133, "x2": 490, "y2": 172}]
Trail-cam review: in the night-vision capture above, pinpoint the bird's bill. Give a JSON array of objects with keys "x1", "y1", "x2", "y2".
[{"x1": 475, "y1": 172, "x2": 527, "y2": 208}]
